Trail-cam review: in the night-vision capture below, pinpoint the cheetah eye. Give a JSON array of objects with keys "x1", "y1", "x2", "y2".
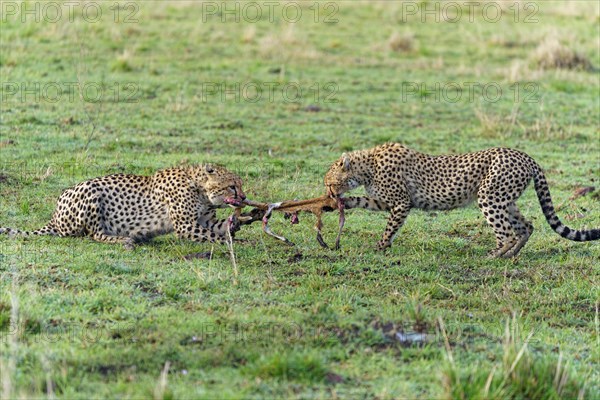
[{"x1": 229, "y1": 185, "x2": 236, "y2": 190}]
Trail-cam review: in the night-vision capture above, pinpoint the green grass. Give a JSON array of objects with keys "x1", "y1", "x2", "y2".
[
  {"x1": 441, "y1": 315, "x2": 590, "y2": 399},
  {"x1": 1, "y1": 1, "x2": 599, "y2": 398}
]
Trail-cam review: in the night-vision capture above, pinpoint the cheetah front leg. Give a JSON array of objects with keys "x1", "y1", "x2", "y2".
[
  {"x1": 343, "y1": 197, "x2": 391, "y2": 212},
  {"x1": 198, "y1": 209, "x2": 241, "y2": 237},
  {"x1": 173, "y1": 220, "x2": 228, "y2": 244},
  {"x1": 172, "y1": 207, "x2": 228, "y2": 244},
  {"x1": 340, "y1": 196, "x2": 405, "y2": 250},
  {"x1": 377, "y1": 201, "x2": 411, "y2": 251}
]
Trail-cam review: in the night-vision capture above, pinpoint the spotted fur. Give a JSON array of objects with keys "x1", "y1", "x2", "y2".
[
  {"x1": 1, "y1": 164, "x2": 250, "y2": 249},
  {"x1": 324, "y1": 143, "x2": 599, "y2": 258}
]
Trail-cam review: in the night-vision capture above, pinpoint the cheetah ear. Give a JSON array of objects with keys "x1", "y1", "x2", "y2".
[
  {"x1": 341, "y1": 153, "x2": 351, "y2": 171},
  {"x1": 205, "y1": 165, "x2": 215, "y2": 174}
]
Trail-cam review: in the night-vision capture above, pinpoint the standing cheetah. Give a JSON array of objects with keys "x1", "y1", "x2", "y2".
[
  {"x1": 1, "y1": 164, "x2": 257, "y2": 249},
  {"x1": 324, "y1": 143, "x2": 599, "y2": 258}
]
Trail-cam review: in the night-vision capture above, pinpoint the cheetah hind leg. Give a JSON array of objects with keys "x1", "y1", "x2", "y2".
[
  {"x1": 84, "y1": 204, "x2": 136, "y2": 250},
  {"x1": 479, "y1": 202, "x2": 517, "y2": 259},
  {"x1": 489, "y1": 238, "x2": 518, "y2": 259},
  {"x1": 500, "y1": 203, "x2": 534, "y2": 258}
]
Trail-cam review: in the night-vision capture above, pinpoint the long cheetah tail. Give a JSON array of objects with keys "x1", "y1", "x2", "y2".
[
  {"x1": 0, "y1": 223, "x2": 58, "y2": 237},
  {"x1": 533, "y1": 165, "x2": 599, "y2": 242}
]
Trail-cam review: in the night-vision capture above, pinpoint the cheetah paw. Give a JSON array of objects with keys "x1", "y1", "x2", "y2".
[
  {"x1": 227, "y1": 215, "x2": 241, "y2": 234},
  {"x1": 123, "y1": 238, "x2": 136, "y2": 251},
  {"x1": 376, "y1": 241, "x2": 391, "y2": 251}
]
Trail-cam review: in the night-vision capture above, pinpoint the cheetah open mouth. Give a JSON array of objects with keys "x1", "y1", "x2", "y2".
[{"x1": 223, "y1": 197, "x2": 243, "y2": 207}]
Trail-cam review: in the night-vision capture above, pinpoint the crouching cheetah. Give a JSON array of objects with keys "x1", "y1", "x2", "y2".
[
  {"x1": 1, "y1": 164, "x2": 258, "y2": 249},
  {"x1": 325, "y1": 143, "x2": 599, "y2": 258}
]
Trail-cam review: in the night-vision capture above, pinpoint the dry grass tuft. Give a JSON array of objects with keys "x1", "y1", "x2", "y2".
[
  {"x1": 388, "y1": 31, "x2": 415, "y2": 53},
  {"x1": 258, "y1": 25, "x2": 319, "y2": 60},
  {"x1": 241, "y1": 26, "x2": 256, "y2": 44},
  {"x1": 441, "y1": 314, "x2": 588, "y2": 400},
  {"x1": 507, "y1": 60, "x2": 527, "y2": 83},
  {"x1": 111, "y1": 49, "x2": 135, "y2": 72},
  {"x1": 153, "y1": 361, "x2": 171, "y2": 400},
  {"x1": 532, "y1": 37, "x2": 592, "y2": 71},
  {"x1": 474, "y1": 107, "x2": 508, "y2": 137}
]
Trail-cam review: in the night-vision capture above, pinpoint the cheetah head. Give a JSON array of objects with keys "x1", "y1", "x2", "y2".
[
  {"x1": 324, "y1": 153, "x2": 360, "y2": 198},
  {"x1": 202, "y1": 164, "x2": 246, "y2": 208}
]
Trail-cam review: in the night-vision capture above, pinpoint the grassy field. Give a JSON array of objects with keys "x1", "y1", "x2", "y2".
[{"x1": 1, "y1": 1, "x2": 599, "y2": 398}]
